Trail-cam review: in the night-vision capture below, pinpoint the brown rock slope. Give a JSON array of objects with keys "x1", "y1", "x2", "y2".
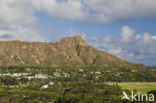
[{"x1": 0, "y1": 36, "x2": 139, "y2": 67}]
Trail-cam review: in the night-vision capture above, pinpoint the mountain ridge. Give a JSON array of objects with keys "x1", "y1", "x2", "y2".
[{"x1": 0, "y1": 36, "x2": 144, "y2": 68}]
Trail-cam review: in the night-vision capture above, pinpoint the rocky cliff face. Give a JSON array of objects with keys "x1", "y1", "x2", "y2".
[{"x1": 0, "y1": 36, "x2": 135, "y2": 67}]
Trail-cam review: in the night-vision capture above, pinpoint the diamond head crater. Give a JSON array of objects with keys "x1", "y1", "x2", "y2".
[{"x1": 0, "y1": 36, "x2": 155, "y2": 103}]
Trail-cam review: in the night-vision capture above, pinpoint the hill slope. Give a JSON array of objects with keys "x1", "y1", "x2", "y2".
[{"x1": 0, "y1": 36, "x2": 141, "y2": 67}]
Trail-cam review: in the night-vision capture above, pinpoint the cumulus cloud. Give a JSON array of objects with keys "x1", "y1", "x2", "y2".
[
  {"x1": 0, "y1": 0, "x2": 37, "y2": 24},
  {"x1": 32, "y1": 0, "x2": 156, "y2": 23},
  {"x1": 0, "y1": 0, "x2": 43, "y2": 41},
  {"x1": 120, "y1": 26, "x2": 135, "y2": 42},
  {"x1": 3, "y1": 0, "x2": 154, "y2": 25},
  {"x1": 1, "y1": 0, "x2": 156, "y2": 41},
  {"x1": 0, "y1": 24, "x2": 43, "y2": 41},
  {"x1": 102, "y1": 35, "x2": 115, "y2": 44},
  {"x1": 108, "y1": 26, "x2": 156, "y2": 65},
  {"x1": 32, "y1": 0, "x2": 89, "y2": 22}
]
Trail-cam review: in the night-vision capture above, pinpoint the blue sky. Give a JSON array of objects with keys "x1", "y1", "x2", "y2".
[
  {"x1": 0, "y1": 0, "x2": 156, "y2": 66},
  {"x1": 36, "y1": 12, "x2": 156, "y2": 40}
]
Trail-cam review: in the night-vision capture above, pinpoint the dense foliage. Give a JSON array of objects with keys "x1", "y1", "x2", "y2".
[{"x1": 0, "y1": 66, "x2": 155, "y2": 103}]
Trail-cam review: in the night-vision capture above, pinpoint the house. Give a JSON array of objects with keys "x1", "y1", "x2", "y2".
[
  {"x1": 95, "y1": 71, "x2": 101, "y2": 74},
  {"x1": 131, "y1": 69, "x2": 137, "y2": 72},
  {"x1": 79, "y1": 69, "x2": 84, "y2": 72},
  {"x1": 41, "y1": 84, "x2": 49, "y2": 89},
  {"x1": 53, "y1": 72, "x2": 60, "y2": 77},
  {"x1": 62, "y1": 72, "x2": 70, "y2": 77},
  {"x1": 49, "y1": 82, "x2": 54, "y2": 85},
  {"x1": 35, "y1": 74, "x2": 48, "y2": 79}
]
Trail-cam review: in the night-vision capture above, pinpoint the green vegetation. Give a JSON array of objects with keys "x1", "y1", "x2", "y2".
[
  {"x1": 0, "y1": 66, "x2": 155, "y2": 103},
  {"x1": 106, "y1": 82, "x2": 156, "y2": 94}
]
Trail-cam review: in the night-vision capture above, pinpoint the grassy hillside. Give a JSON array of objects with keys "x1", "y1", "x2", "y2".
[{"x1": 106, "y1": 82, "x2": 156, "y2": 93}]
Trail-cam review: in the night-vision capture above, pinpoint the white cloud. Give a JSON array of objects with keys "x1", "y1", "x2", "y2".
[
  {"x1": 0, "y1": 0, "x2": 37, "y2": 24},
  {"x1": 142, "y1": 32, "x2": 155, "y2": 44},
  {"x1": 0, "y1": 0, "x2": 44, "y2": 41},
  {"x1": 102, "y1": 35, "x2": 115, "y2": 44},
  {"x1": 135, "y1": 34, "x2": 141, "y2": 40},
  {"x1": 3, "y1": 0, "x2": 153, "y2": 24},
  {"x1": 120, "y1": 26, "x2": 135, "y2": 42},
  {"x1": 32, "y1": 0, "x2": 156, "y2": 23},
  {"x1": 31, "y1": 0, "x2": 89, "y2": 22},
  {"x1": 0, "y1": 24, "x2": 43, "y2": 41},
  {"x1": 1, "y1": 0, "x2": 156, "y2": 41}
]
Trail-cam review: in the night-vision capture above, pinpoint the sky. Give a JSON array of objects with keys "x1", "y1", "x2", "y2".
[{"x1": 0, "y1": 0, "x2": 156, "y2": 66}]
